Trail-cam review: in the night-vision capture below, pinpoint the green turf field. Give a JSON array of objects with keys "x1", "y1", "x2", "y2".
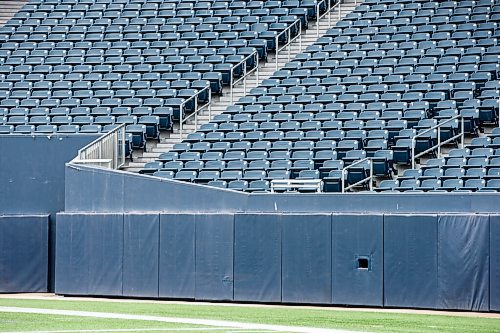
[
  {"x1": 0, "y1": 297, "x2": 499, "y2": 333},
  {"x1": 0, "y1": 312, "x2": 209, "y2": 332}
]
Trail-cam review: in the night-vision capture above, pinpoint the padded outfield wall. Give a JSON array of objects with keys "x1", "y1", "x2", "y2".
[
  {"x1": 55, "y1": 165, "x2": 500, "y2": 311},
  {"x1": 0, "y1": 134, "x2": 97, "y2": 292},
  {"x1": 55, "y1": 212, "x2": 497, "y2": 311}
]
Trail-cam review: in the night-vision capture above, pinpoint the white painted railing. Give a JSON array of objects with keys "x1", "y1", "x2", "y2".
[
  {"x1": 229, "y1": 50, "x2": 259, "y2": 104},
  {"x1": 275, "y1": 17, "x2": 302, "y2": 70},
  {"x1": 71, "y1": 123, "x2": 126, "y2": 169},
  {"x1": 341, "y1": 158, "x2": 373, "y2": 193},
  {"x1": 271, "y1": 179, "x2": 323, "y2": 193},
  {"x1": 316, "y1": 0, "x2": 350, "y2": 37},
  {"x1": 179, "y1": 86, "x2": 212, "y2": 138},
  {"x1": 411, "y1": 115, "x2": 465, "y2": 169}
]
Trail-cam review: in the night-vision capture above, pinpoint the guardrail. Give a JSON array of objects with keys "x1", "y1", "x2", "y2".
[
  {"x1": 316, "y1": 0, "x2": 348, "y2": 37},
  {"x1": 271, "y1": 179, "x2": 323, "y2": 193},
  {"x1": 411, "y1": 115, "x2": 464, "y2": 169},
  {"x1": 71, "y1": 123, "x2": 126, "y2": 169},
  {"x1": 275, "y1": 17, "x2": 302, "y2": 70},
  {"x1": 179, "y1": 86, "x2": 212, "y2": 138},
  {"x1": 341, "y1": 158, "x2": 373, "y2": 193},
  {"x1": 230, "y1": 50, "x2": 259, "y2": 104}
]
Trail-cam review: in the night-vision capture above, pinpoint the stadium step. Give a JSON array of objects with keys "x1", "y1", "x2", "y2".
[
  {"x1": 123, "y1": 0, "x2": 358, "y2": 172},
  {"x1": 0, "y1": 1, "x2": 29, "y2": 27}
]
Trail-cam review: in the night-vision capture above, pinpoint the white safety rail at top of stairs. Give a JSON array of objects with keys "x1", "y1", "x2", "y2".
[{"x1": 124, "y1": 0, "x2": 360, "y2": 172}]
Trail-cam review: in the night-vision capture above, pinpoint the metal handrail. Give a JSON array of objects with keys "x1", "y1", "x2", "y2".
[
  {"x1": 72, "y1": 123, "x2": 126, "y2": 169},
  {"x1": 341, "y1": 157, "x2": 373, "y2": 193},
  {"x1": 271, "y1": 179, "x2": 323, "y2": 193},
  {"x1": 411, "y1": 115, "x2": 465, "y2": 169},
  {"x1": 179, "y1": 86, "x2": 211, "y2": 138},
  {"x1": 316, "y1": 0, "x2": 344, "y2": 37},
  {"x1": 275, "y1": 17, "x2": 302, "y2": 70},
  {"x1": 230, "y1": 50, "x2": 259, "y2": 104}
]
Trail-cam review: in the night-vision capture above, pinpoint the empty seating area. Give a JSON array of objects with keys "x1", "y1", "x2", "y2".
[
  {"x1": 378, "y1": 130, "x2": 500, "y2": 192},
  {"x1": 0, "y1": 0, "x2": 318, "y2": 152},
  {"x1": 141, "y1": 0, "x2": 500, "y2": 193}
]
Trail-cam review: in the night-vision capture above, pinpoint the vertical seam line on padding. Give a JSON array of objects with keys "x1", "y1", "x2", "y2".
[{"x1": 157, "y1": 213, "x2": 160, "y2": 298}]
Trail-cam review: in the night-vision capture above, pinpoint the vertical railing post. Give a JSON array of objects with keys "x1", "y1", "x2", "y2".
[
  {"x1": 341, "y1": 169, "x2": 345, "y2": 193},
  {"x1": 299, "y1": 22, "x2": 302, "y2": 51},
  {"x1": 316, "y1": 2, "x2": 320, "y2": 37},
  {"x1": 179, "y1": 102, "x2": 183, "y2": 139},
  {"x1": 194, "y1": 97, "x2": 198, "y2": 130},
  {"x1": 121, "y1": 125, "x2": 125, "y2": 167},
  {"x1": 243, "y1": 60, "x2": 247, "y2": 94},
  {"x1": 437, "y1": 127, "x2": 441, "y2": 158},
  {"x1": 411, "y1": 139, "x2": 416, "y2": 169},
  {"x1": 287, "y1": 27, "x2": 291, "y2": 62},
  {"x1": 112, "y1": 133, "x2": 116, "y2": 169},
  {"x1": 328, "y1": 0, "x2": 331, "y2": 27},
  {"x1": 230, "y1": 66, "x2": 234, "y2": 104},
  {"x1": 275, "y1": 35, "x2": 279, "y2": 70},
  {"x1": 256, "y1": 53, "x2": 259, "y2": 84},
  {"x1": 369, "y1": 160, "x2": 373, "y2": 191},
  {"x1": 208, "y1": 87, "x2": 212, "y2": 120},
  {"x1": 461, "y1": 116, "x2": 464, "y2": 148}
]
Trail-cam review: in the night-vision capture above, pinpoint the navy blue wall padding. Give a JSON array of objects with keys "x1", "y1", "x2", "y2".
[
  {"x1": 0, "y1": 135, "x2": 97, "y2": 216},
  {"x1": 384, "y1": 215, "x2": 438, "y2": 309},
  {"x1": 123, "y1": 214, "x2": 159, "y2": 297},
  {"x1": 66, "y1": 165, "x2": 247, "y2": 213},
  {"x1": 234, "y1": 214, "x2": 282, "y2": 302},
  {"x1": 490, "y1": 215, "x2": 500, "y2": 311},
  {"x1": 0, "y1": 135, "x2": 96, "y2": 292},
  {"x1": 195, "y1": 214, "x2": 234, "y2": 300},
  {"x1": 281, "y1": 214, "x2": 331, "y2": 304},
  {"x1": 0, "y1": 215, "x2": 48, "y2": 292},
  {"x1": 55, "y1": 213, "x2": 123, "y2": 296},
  {"x1": 332, "y1": 214, "x2": 383, "y2": 306},
  {"x1": 438, "y1": 215, "x2": 490, "y2": 311},
  {"x1": 55, "y1": 214, "x2": 84, "y2": 295},
  {"x1": 159, "y1": 214, "x2": 195, "y2": 299}
]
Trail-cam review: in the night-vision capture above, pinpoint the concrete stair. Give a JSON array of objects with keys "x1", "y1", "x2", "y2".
[
  {"x1": 0, "y1": 1, "x2": 29, "y2": 27},
  {"x1": 124, "y1": 0, "x2": 359, "y2": 172}
]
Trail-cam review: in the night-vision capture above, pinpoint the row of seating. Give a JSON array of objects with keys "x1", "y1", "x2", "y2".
[
  {"x1": 378, "y1": 178, "x2": 500, "y2": 192},
  {"x1": 143, "y1": 0, "x2": 499, "y2": 192},
  {"x1": 0, "y1": 0, "x2": 321, "y2": 160},
  {"x1": 11, "y1": 0, "x2": 319, "y2": 20}
]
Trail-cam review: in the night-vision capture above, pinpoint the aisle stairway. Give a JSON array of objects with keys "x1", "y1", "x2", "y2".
[
  {"x1": 124, "y1": 0, "x2": 360, "y2": 172},
  {"x1": 0, "y1": 1, "x2": 29, "y2": 27}
]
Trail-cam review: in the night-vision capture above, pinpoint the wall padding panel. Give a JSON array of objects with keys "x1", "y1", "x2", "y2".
[
  {"x1": 123, "y1": 213, "x2": 159, "y2": 297},
  {"x1": 490, "y1": 215, "x2": 500, "y2": 311},
  {"x1": 159, "y1": 214, "x2": 195, "y2": 299},
  {"x1": 383, "y1": 215, "x2": 438, "y2": 309},
  {"x1": 282, "y1": 214, "x2": 331, "y2": 304},
  {"x1": 195, "y1": 214, "x2": 234, "y2": 301},
  {"x1": 55, "y1": 213, "x2": 123, "y2": 296},
  {"x1": 332, "y1": 214, "x2": 383, "y2": 306},
  {"x1": 234, "y1": 214, "x2": 281, "y2": 302},
  {"x1": 438, "y1": 214, "x2": 489, "y2": 311},
  {"x1": 0, "y1": 215, "x2": 48, "y2": 292}
]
